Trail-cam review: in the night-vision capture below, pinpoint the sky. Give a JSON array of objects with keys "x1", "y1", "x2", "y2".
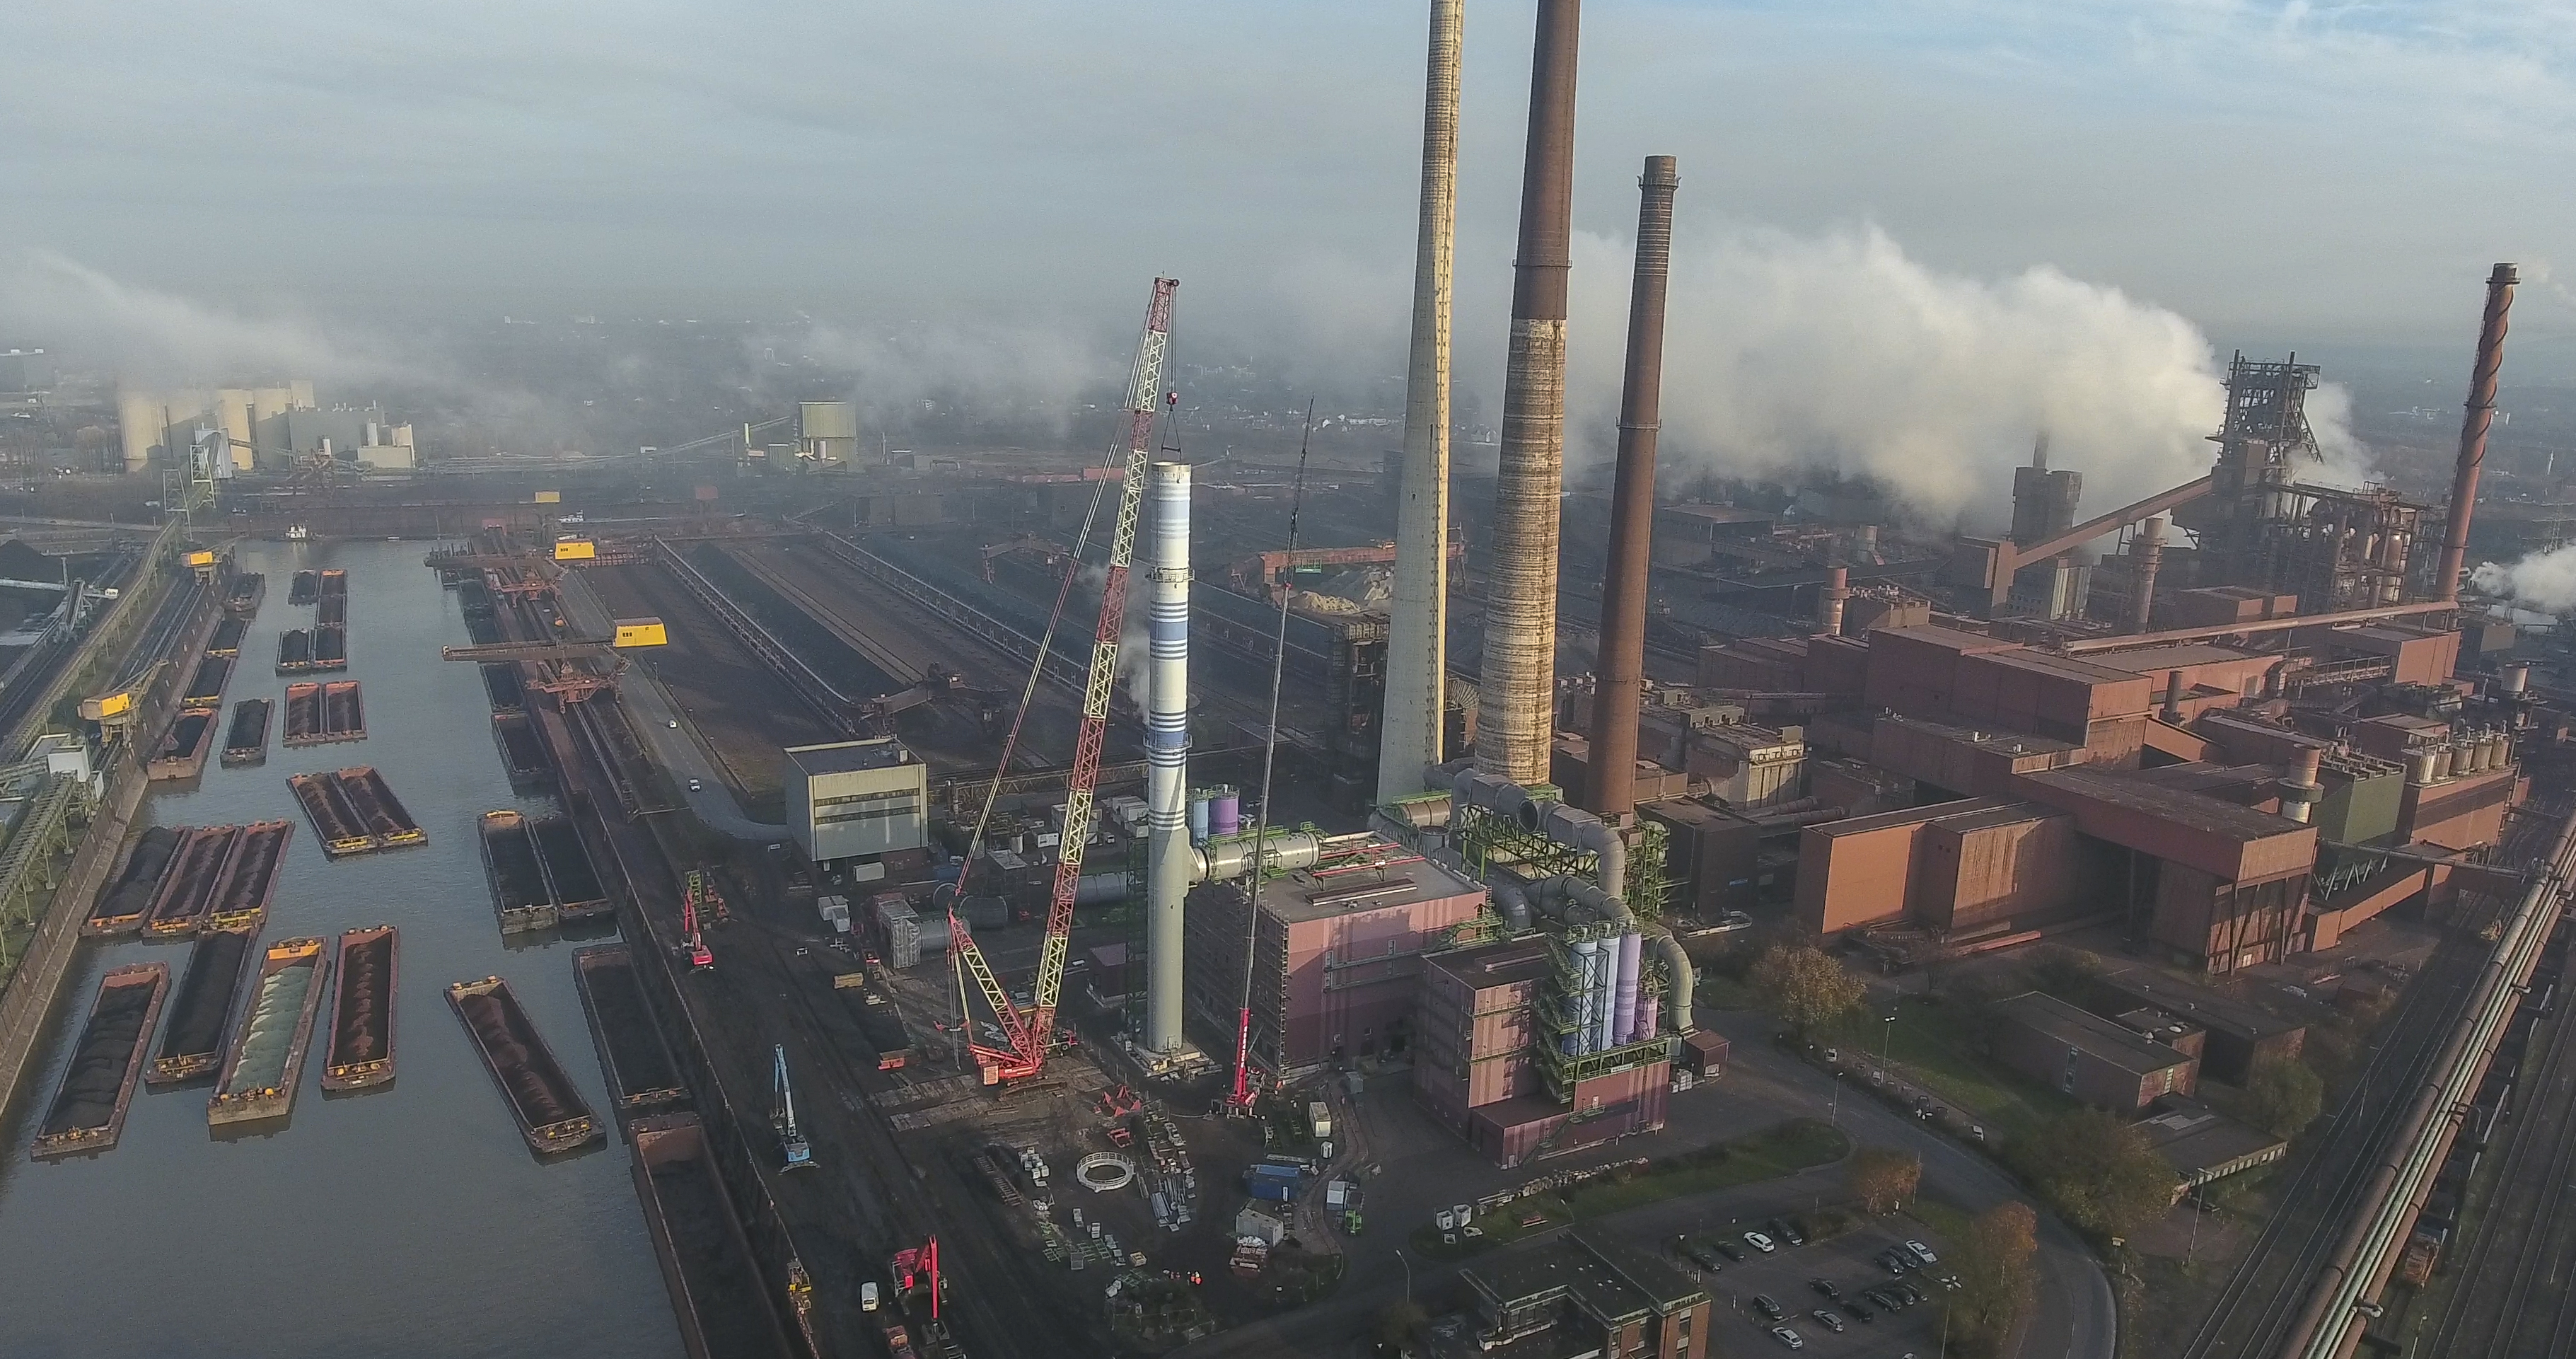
[{"x1": 3, "y1": 1, "x2": 2570, "y2": 514}]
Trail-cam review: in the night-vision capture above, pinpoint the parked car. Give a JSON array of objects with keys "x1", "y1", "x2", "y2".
[
  {"x1": 1863, "y1": 1287, "x2": 1908, "y2": 1311},
  {"x1": 1678, "y1": 1240, "x2": 1727, "y2": 1272},
  {"x1": 1744, "y1": 1231, "x2": 1777, "y2": 1254},
  {"x1": 1808, "y1": 1279, "x2": 1840, "y2": 1301},
  {"x1": 687, "y1": 777, "x2": 703, "y2": 792},
  {"x1": 1753, "y1": 1295, "x2": 1786, "y2": 1321},
  {"x1": 1903, "y1": 1239, "x2": 1939, "y2": 1266},
  {"x1": 1843, "y1": 1301, "x2": 1876, "y2": 1324},
  {"x1": 1713, "y1": 1239, "x2": 1747, "y2": 1262},
  {"x1": 1879, "y1": 1249, "x2": 1914, "y2": 1274},
  {"x1": 1894, "y1": 1283, "x2": 1927, "y2": 1307},
  {"x1": 1770, "y1": 1327, "x2": 1804, "y2": 1350},
  {"x1": 1769, "y1": 1217, "x2": 1807, "y2": 1247},
  {"x1": 1809, "y1": 1309, "x2": 1845, "y2": 1334}
]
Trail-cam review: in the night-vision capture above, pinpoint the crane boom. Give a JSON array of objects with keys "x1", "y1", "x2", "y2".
[{"x1": 954, "y1": 277, "x2": 1178, "y2": 1080}]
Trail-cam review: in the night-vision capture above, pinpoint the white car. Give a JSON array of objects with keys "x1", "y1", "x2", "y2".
[
  {"x1": 1770, "y1": 1326, "x2": 1804, "y2": 1350},
  {"x1": 1744, "y1": 1230, "x2": 1777, "y2": 1253},
  {"x1": 1904, "y1": 1239, "x2": 1939, "y2": 1266},
  {"x1": 668, "y1": 719, "x2": 680, "y2": 728},
  {"x1": 687, "y1": 778, "x2": 703, "y2": 792}
]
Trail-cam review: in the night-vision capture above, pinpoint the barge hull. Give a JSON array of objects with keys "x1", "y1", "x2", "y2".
[
  {"x1": 221, "y1": 698, "x2": 272, "y2": 766},
  {"x1": 322, "y1": 925, "x2": 398, "y2": 1090},
  {"x1": 149, "y1": 926, "x2": 257, "y2": 1085},
  {"x1": 148, "y1": 706, "x2": 220, "y2": 781},
  {"x1": 339, "y1": 766, "x2": 424, "y2": 846},
  {"x1": 84, "y1": 826, "x2": 180, "y2": 937},
  {"x1": 205, "y1": 820, "x2": 291, "y2": 930},
  {"x1": 447, "y1": 976, "x2": 600, "y2": 1152},
  {"x1": 573, "y1": 944, "x2": 690, "y2": 1116},
  {"x1": 290, "y1": 772, "x2": 377, "y2": 857},
  {"x1": 630, "y1": 1114, "x2": 797, "y2": 1359},
  {"x1": 31, "y1": 963, "x2": 169, "y2": 1159},
  {"x1": 144, "y1": 826, "x2": 245, "y2": 937},
  {"x1": 209, "y1": 938, "x2": 330, "y2": 1126}
]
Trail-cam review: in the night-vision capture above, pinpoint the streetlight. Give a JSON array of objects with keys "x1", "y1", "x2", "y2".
[
  {"x1": 1396, "y1": 1247, "x2": 1414, "y2": 1304},
  {"x1": 1830, "y1": 1069, "x2": 1844, "y2": 1126}
]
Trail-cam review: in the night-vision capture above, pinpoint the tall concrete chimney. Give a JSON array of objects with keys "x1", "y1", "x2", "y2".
[
  {"x1": 1816, "y1": 565, "x2": 1847, "y2": 639},
  {"x1": 1477, "y1": 0, "x2": 1580, "y2": 786},
  {"x1": 1377, "y1": 0, "x2": 1465, "y2": 806},
  {"x1": 2438, "y1": 263, "x2": 2518, "y2": 601},
  {"x1": 1582, "y1": 155, "x2": 1679, "y2": 819},
  {"x1": 2127, "y1": 516, "x2": 2165, "y2": 633},
  {"x1": 1143, "y1": 463, "x2": 1193, "y2": 1052}
]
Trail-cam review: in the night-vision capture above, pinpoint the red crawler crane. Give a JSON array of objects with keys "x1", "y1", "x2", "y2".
[{"x1": 680, "y1": 869, "x2": 714, "y2": 970}]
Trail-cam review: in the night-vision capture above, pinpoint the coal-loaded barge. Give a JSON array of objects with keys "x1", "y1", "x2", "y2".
[
  {"x1": 289, "y1": 767, "x2": 423, "y2": 857},
  {"x1": 312, "y1": 623, "x2": 348, "y2": 671},
  {"x1": 573, "y1": 945, "x2": 688, "y2": 1118},
  {"x1": 209, "y1": 937, "x2": 330, "y2": 1126},
  {"x1": 447, "y1": 976, "x2": 600, "y2": 1153},
  {"x1": 206, "y1": 615, "x2": 247, "y2": 659},
  {"x1": 530, "y1": 814, "x2": 610, "y2": 920},
  {"x1": 30, "y1": 964, "x2": 169, "y2": 1159},
  {"x1": 632, "y1": 1114, "x2": 796, "y2": 1359},
  {"x1": 144, "y1": 826, "x2": 243, "y2": 937},
  {"x1": 221, "y1": 698, "x2": 271, "y2": 766},
  {"x1": 181, "y1": 655, "x2": 231, "y2": 708},
  {"x1": 224, "y1": 571, "x2": 264, "y2": 615},
  {"x1": 282, "y1": 680, "x2": 366, "y2": 745},
  {"x1": 206, "y1": 821, "x2": 291, "y2": 930},
  {"x1": 149, "y1": 926, "x2": 257, "y2": 1084},
  {"x1": 322, "y1": 925, "x2": 398, "y2": 1091},
  {"x1": 337, "y1": 767, "x2": 423, "y2": 847},
  {"x1": 481, "y1": 810, "x2": 557, "y2": 932},
  {"x1": 289, "y1": 569, "x2": 320, "y2": 606},
  {"x1": 492, "y1": 712, "x2": 550, "y2": 787},
  {"x1": 277, "y1": 628, "x2": 313, "y2": 673},
  {"x1": 317, "y1": 593, "x2": 347, "y2": 628},
  {"x1": 85, "y1": 826, "x2": 180, "y2": 935},
  {"x1": 148, "y1": 706, "x2": 219, "y2": 781}
]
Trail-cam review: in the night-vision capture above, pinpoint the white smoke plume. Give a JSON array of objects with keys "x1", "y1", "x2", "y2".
[
  {"x1": 0, "y1": 250, "x2": 410, "y2": 387},
  {"x1": 787, "y1": 320, "x2": 1111, "y2": 444},
  {"x1": 2473, "y1": 547, "x2": 2576, "y2": 613},
  {"x1": 1558, "y1": 226, "x2": 2378, "y2": 526}
]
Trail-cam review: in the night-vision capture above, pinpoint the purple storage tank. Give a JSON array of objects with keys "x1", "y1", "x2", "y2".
[
  {"x1": 1212, "y1": 787, "x2": 1241, "y2": 838},
  {"x1": 1614, "y1": 932, "x2": 1643, "y2": 1045}
]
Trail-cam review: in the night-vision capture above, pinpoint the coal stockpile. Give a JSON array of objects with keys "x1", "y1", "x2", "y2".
[
  {"x1": 33, "y1": 964, "x2": 168, "y2": 1157},
  {"x1": 449, "y1": 978, "x2": 597, "y2": 1152},
  {"x1": 207, "y1": 821, "x2": 291, "y2": 929},
  {"x1": 225, "y1": 572, "x2": 264, "y2": 615},
  {"x1": 313, "y1": 624, "x2": 347, "y2": 670},
  {"x1": 481, "y1": 662, "x2": 526, "y2": 714},
  {"x1": 492, "y1": 713, "x2": 549, "y2": 785},
  {"x1": 322, "y1": 681, "x2": 366, "y2": 741},
  {"x1": 317, "y1": 594, "x2": 347, "y2": 627},
  {"x1": 222, "y1": 698, "x2": 271, "y2": 766},
  {"x1": 640, "y1": 1130, "x2": 791, "y2": 1359},
  {"x1": 151, "y1": 927, "x2": 255, "y2": 1083},
  {"x1": 181, "y1": 656, "x2": 231, "y2": 707},
  {"x1": 323, "y1": 926, "x2": 398, "y2": 1090},
  {"x1": 282, "y1": 682, "x2": 322, "y2": 744},
  {"x1": 530, "y1": 815, "x2": 607, "y2": 915},
  {"x1": 289, "y1": 569, "x2": 319, "y2": 606},
  {"x1": 145, "y1": 826, "x2": 245, "y2": 937},
  {"x1": 291, "y1": 772, "x2": 373, "y2": 856},
  {"x1": 207, "y1": 617, "x2": 247, "y2": 657},
  {"x1": 337, "y1": 767, "x2": 424, "y2": 845},
  {"x1": 86, "y1": 826, "x2": 180, "y2": 935},
  {"x1": 574, "y1": 946, "x2": 686, "y2": 1113}
]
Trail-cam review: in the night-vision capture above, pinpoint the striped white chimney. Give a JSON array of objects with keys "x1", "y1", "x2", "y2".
[{"x1": 1144, "y1": 463, "x2": 1194, "y2": 1053}]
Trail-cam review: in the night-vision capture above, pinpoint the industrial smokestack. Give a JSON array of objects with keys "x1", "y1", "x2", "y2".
[
  {"x1": 2128, "y1": 516, "x2": 2165, "y2": 633},
  {"x1": 2438, "y1": 263, "x2": 2519, "y2": 601},
  {"x1": 1582, "y1": 154, "x2": 1679, "y2": 819},
  {"x1": 1378, "y1": 0, "x2": 1465, "y2": 806},
  {"x1": 2281, "y1": 746, "x2": 2322, "y2": 824},
  {"x1": 1476, "y1": 0, "x2": 1580, "y2": 786},
  {"x1": 1144, "y1": 463, "x2": 1193, "y2": 1053},
  {"x1": 1816, "y1": 564, "x2": 1847, "y2": 639}
]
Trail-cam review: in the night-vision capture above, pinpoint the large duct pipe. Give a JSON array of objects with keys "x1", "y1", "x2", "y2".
[
  {"x1": 1378, "y1": 0, "x2": 1465, "y2": 805},
  {"x1": 1144, "y1": 463, "x2": 1193, "y2": 1053},
  {"x1": 1816, "y1": 565, "x2": 1848, "y2": 639},
  {"x1": 2438, "y1": 264, "x2": 2519, "y2": 601},
  {"x1": 1476, "y1": 0, "x2": 1582, "y2": 786},
  {"x1": 1196, "y1": 830, "x2": 1325, "y2": 883},
  {"x1": 1454, "y1": 768, "x2": 1629, "y2": 903},
  {"x1": 1584, "y1": 154, "x2": 1681, "y2": 819},
  {"x1": 1651, "y1": 931, "x2": 1694, "y2": 1034},
  {"x1": 2128, "y1": 516, "x2": 2164, "y2": 634}
]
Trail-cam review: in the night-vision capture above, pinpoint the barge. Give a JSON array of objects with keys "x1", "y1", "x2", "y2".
[
  {"x1": 318, "y1": 568, "x2": 346, "y2": 601},
  {"x1": 337, "y1": 766, "x2": 424, "y2": 847},
  {"x1": 209, "y1": 937, "x2": 330, "y2": 1126},
  {"x1": 181, "y1": 655, "x2": 231, "y2": 708},
  {"x1": 572, "y1": 945, "x2": 688, "y2": 1117},
  {"x1": 317, "y1": 594, "x2": 347, "y2": 627},
  {"x1": 224, "y1": 572, "x2": 265, "y2": 616},
  {"x1": 282, "y1": 681, "x2": 323, "y2": 744},
  {"x1": 221, "y1": 698, "x2": 272, "y2": 767},
  {"x1": 289, "y1": 569, "x2": 319, "y2": 606},
  {"x1": 144, "y1": 825, "x2": 245, "y2": 937},
  {"x1": 149, "y1": 926, "x2": 257, "y2": 1084},
  {"x1": 321, "y1": 680, "x2": 366, "y2": 741},
  {"x1": 205, "y1": 820, "x2": 291, "y2": 930},
  {"x1": 312, "y1": 623, "x2": 348, "y2": 671},
  {"x1": 148, "y1": 706, "x2": 220, "y2": 781},
  {"x1": 480, "y1": 809, "x2": 558, "y2": 932},
  {"x1": 530, "y1": 814, "x2": 610, "y2": 920},
  {"x1": 31, "y1": 964, "x2": 169, "y2": 1159},
  {"x1": 322, "y1": 925, "x2": 398, "y2": 1091},
  {"x1": 84, "y1": 826, "x2": 180, "y2": 935},
  {"x1": 447, "y1": 976, "x2": 600, "y2": 1152},
  {"x1": 290, "y1": 771, "x2": 377, "y2": 857},
  {"x1": 492, "y1": 713, "x2": 550, "y2": 787},
  {"x1": 277, "y1": 628, "x2": 313, "y2": 673},
  {"x1": 481, "y1": 661, "x2": 526, "y2": 715},
  {"x1": 630, "y1": 1114, "x2": 796, "y2": 1359},
  {"x1": 207, "y1": 616, "x2": 247, "y2": 658}
]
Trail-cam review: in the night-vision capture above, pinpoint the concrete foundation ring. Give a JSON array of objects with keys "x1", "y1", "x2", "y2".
[{"x1": 1077, "y1": 1153, "x2": 1137, "y2": 1193}]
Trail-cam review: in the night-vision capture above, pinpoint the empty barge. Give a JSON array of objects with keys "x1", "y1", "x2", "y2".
[
  {"x1": 149, "y1": 926, "x2": 257, "y2": 1085},
  {"x1": 531, "y1": 814, "x2": 610, "y2": 920},
  {"x1": 149, "y1": 707, "x2": 219, "y2": 781},
  {"x1": 448, "y1": 976, "x2": 600, "y2": 1153},
  {"x1": 31, "y1": 964, "x2": 168, "y2": 1159},
  {"x1": 290, "y1": 771, "x2": 375, "y2": 857},
  {"x1": 181, "y1": 656, "x2": 231, "y2": 708},
  {"x1": 336, "y1": 767, "x2": 424, "y2": 848},
  {"x1": 144, "y1": 826, "x2": 245, "y2": 937},
  {"x1": 492, "y1": 713, "x2": 550, "y2": 787},
  {"x1": 322, "y1": 925, "x2": 398, "y2": 1091},
  {"x1": 206, "y1": 821, "x2": 291, "y2": 930},
  {"x1": 480, "y1": 809, "x2": 557, "y2": 932},
  {"x1": 224, "y1": 572, "x2": 264, "y2": 616},
  {"x1": 289, "y1": 569, "x2": 320, "y2": 606},
  {"x1": 85, "y1": 826, "x2": 180, "y2": 936},
  {"x1": 630, "y1": 1114, "x2": 795, "y2": 1359},
  {"x1": 209, "y1": 937, "x2": 330, "y2": 1126},
  {"x1": 312, "y1": 623, "x2": 348, "y2": 671},
  {"x1": 573, "y1": 945, "x2": 688, "y2": 1117},
  {"x1": 221, "y1": 698, "x2": 272, "y2": 767},
  {"x1": 207, "y1": 616, "x2": 247, "y2": 658},
  {"x1": 277, "y1": 628, "x2": 313, "y2": 673}
]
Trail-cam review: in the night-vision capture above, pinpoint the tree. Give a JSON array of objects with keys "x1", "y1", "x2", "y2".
[
  {"x1": 2005, "y1": 1107, "x2": 2180, "y2": 1242},
  {"x1": 1949, "y1": 1201, "x2": 2040, "y2": 1358},
  {"x1": 1374, "y1": 1299, "x2": 1427, "y2": 1353},
  {"x1": 1849, "y1": 1145, "x2": 1922, "y2": 1214},
  {"x1": 2241, "y1": 1055, "x2": 2326, "y2": 1138},
  {"x1": 1751, "y1": 943, "x2": 1866, "y2": 1036}
]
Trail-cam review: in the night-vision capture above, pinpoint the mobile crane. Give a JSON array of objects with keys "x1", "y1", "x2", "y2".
[
  {"x1": 772, "y1": 1044, "x2": 812, "y2": 1170},
  {"x1": 680, "y1": 869, "x2": 714, "y2": 970}
]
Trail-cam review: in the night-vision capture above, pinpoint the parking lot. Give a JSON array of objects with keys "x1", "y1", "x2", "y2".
[{"x1": 1666, "y1": 1216, "x2": 1954, "y2": 1355}]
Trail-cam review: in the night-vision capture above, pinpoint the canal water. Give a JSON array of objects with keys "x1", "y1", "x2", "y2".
[{"x1": 0, "y1": 540, "x2": 683, "y2": 1359}]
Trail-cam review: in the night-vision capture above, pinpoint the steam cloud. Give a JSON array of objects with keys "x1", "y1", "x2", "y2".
[
  {"x1": 0, "y1": 250, "x2": 407, "y2": 387},
  {"x1": 1557, "y1": 226, "x2": 2377, "y2": 526},
  {"x1": 2473, "y1": 548, "x2": 2576, "y2": 613}
]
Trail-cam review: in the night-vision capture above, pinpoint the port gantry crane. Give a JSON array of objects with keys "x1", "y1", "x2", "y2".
[
  {"x1": 948, "y1": 277, "x2": 1178, "y2": 1084},
  {"x1": 772, "y1": 1043, "x2": 813, "y2": 1170}
]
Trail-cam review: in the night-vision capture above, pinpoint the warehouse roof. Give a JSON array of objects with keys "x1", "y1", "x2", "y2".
[
  {"x1": 1466, "y1": 1230, "x2": 1708, "y2": 1327},
  {"x1": 1425, "y1": 938, "x2": 1554, "y2": 991},
  {"x1": 2096, "y1": 968, "x2": 2307, "y2": 1041},
  {"x1": 1255, "y1": 842, "x2": 1483, "y2": 924},
  {"x1": 1991, "y1": 991, "x2": 2198, "y2": 1076},
  {"x1": 784, "y1": 738, "x2": 919, "y2": 777},
  {"x1": 2137, "y1": 1098, "x2": 2287, "y2": 1186}
]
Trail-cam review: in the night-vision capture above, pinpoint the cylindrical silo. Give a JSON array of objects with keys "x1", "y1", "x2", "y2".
[
  {"x1": 1212, "y1": 787, "x2": 1241, "y2": 838},
  {"x1": 1613, "y1": 931, "x2": 1642, "y2": 1044}
]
